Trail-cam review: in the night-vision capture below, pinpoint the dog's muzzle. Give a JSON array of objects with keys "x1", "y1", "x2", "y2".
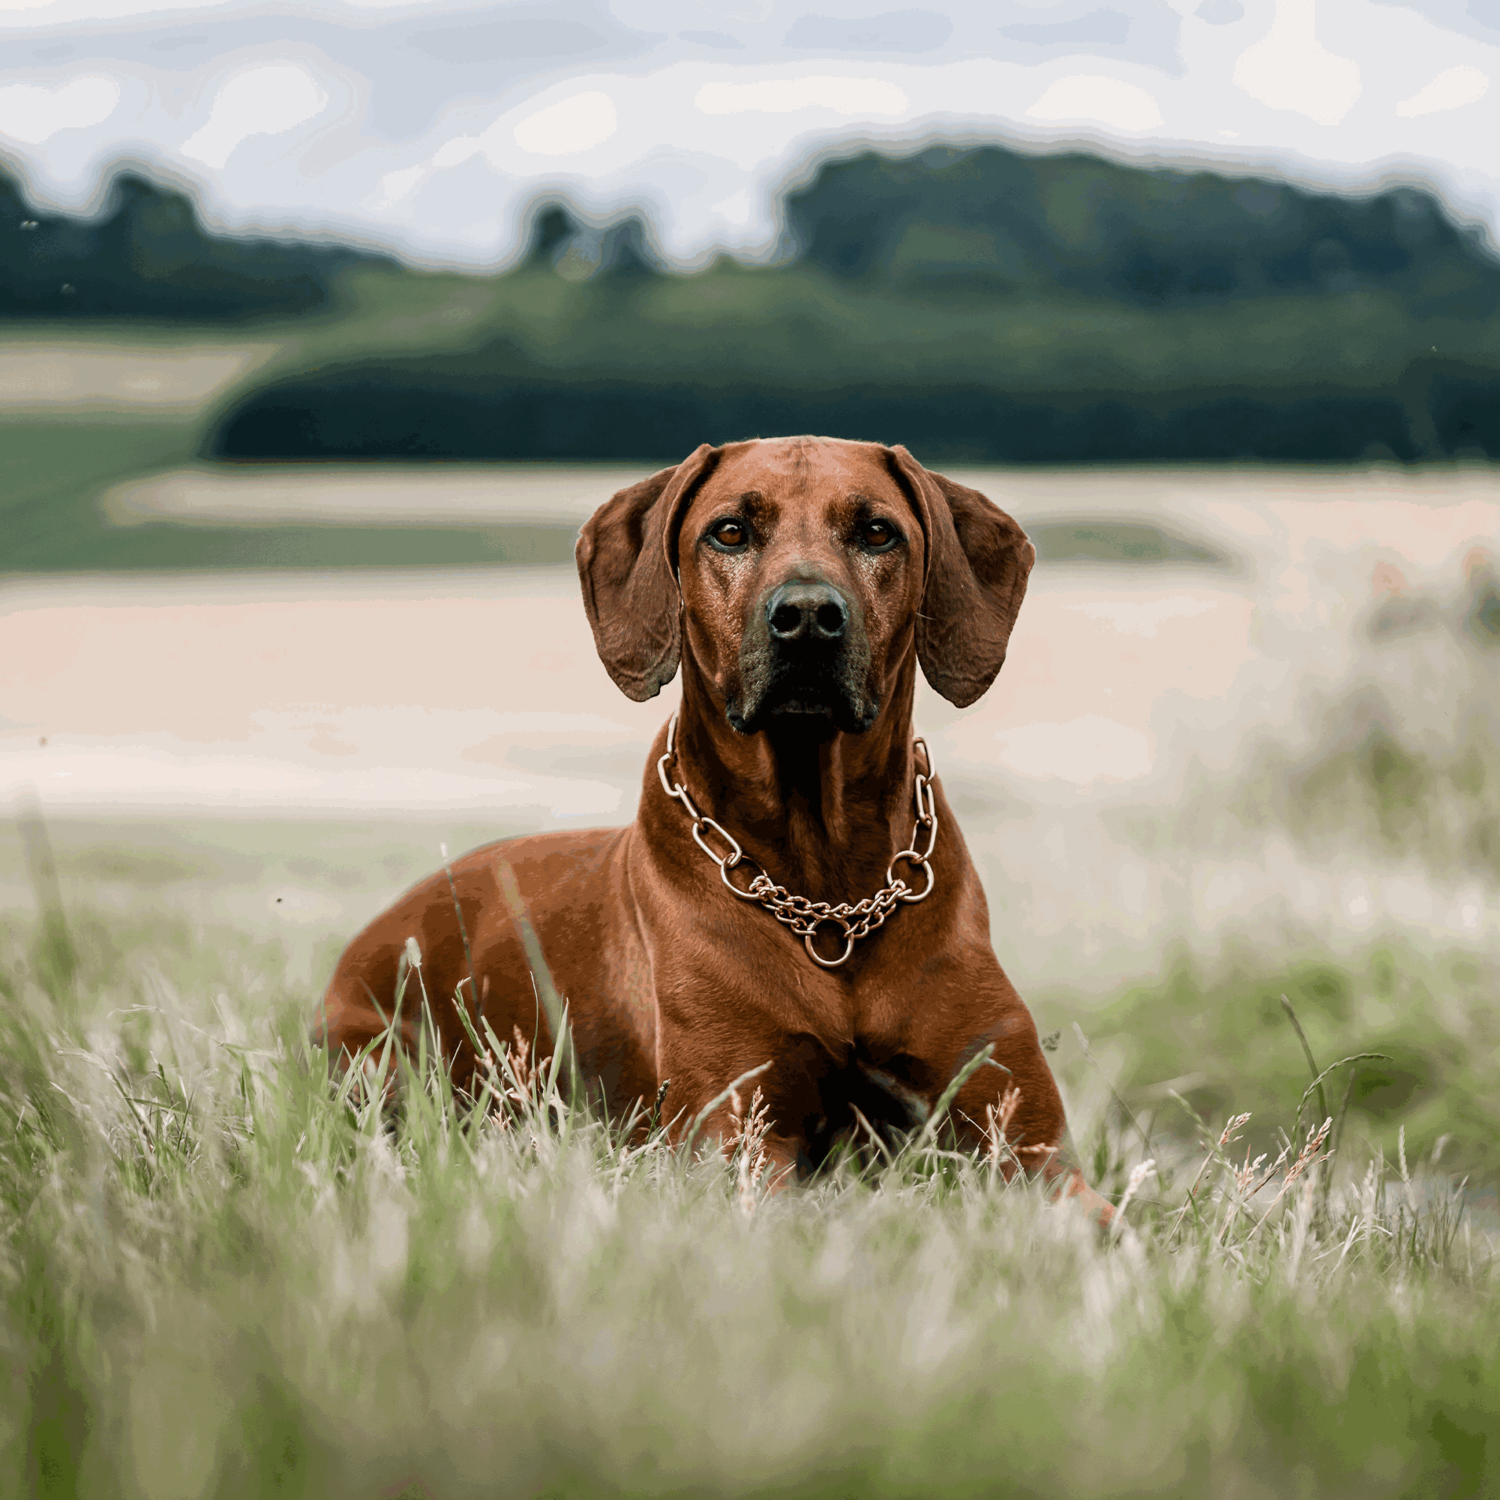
[{"x1": 730, "y1": 578, "x2": 875, "y2": 734}]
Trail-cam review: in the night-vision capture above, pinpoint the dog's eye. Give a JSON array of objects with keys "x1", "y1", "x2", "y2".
[
  {"x1": 708, "y1": 518, "x2": 749, "y2": 550},
  {"x1": 860, "y1": 519, "x2": 899, "y2": 551}
]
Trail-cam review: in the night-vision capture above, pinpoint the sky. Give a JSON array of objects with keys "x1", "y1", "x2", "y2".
[{"x1": 2, "y1": 0, "x2": 1498, "y2": 270}]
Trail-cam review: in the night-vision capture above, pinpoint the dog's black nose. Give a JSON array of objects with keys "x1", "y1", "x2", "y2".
[{"x1": 767, "y1": 582, "x2": 848, "y2": 642}]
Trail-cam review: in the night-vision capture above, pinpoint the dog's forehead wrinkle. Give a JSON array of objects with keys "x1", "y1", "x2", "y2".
[
  {"x1": 720, "y1": 439, "x2": 870, "y2": 494},
  {"x1": 740, "y1": 489, "x2": 772, "y2": 522},
  {"x1": 691, "y1": 488, "x2": 779, "y2": 546},
  {"x1": 847, "y1": 486, "x2": 904, "y2": 513}
]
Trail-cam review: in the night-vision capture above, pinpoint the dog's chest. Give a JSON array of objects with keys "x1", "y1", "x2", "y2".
[{"x1": 792, "y1": 1035, "x2": 937, "y2": 1168}]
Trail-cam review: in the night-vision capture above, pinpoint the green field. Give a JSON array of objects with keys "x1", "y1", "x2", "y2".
[
  {"x1": 0, "y1": 391, "x2": 1243, "y2": 573},
  {"x1": 2, "y1": 802, "x2": 1498, "y2": 1499},
  {"x1": 0, "y1": 408, "x2": 591, "y2": 572},
  {"x1": 0, "y1": 282, "x2": 594, "y2": 573}
]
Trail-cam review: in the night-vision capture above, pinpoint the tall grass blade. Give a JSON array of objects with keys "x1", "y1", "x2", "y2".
[
  {"x1": 1072, "y1": 1023, "x2": 1151, "y2": 1153},
  {"x1": 913, "y1": 1043, "x2": 996, "y2": 1152},
  {"x1": 682, "y1": 1062, "x2": 773, "y2": 1157},
  {"x1": 493, "y1": 858, "x2": 578, "y2": 1108},
  {"x1": 1279, "y1": 994, "x2": 1327, "y2": 1129},
  {"x1": 15, "y1": 792, "x2": 78, "y2": 1007},
  {"x1": 439, "y1": 842, "x2": 479, "y2": 1025}
]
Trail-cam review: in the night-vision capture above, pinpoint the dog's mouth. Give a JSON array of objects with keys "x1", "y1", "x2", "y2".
[
  {"x1": 729, "y1": 667, "x2": 877, "y2": 736},
  {"x1": 764, "y1": 665, "x2": 847, "y2": 720},
  {"x1": 728, "y1": 580, "x2": 878, "y2": 736}
]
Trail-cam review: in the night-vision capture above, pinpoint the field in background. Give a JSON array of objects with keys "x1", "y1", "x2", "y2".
[
  {"x1": 15, "y1": 147, "x2": 1500, "y2": 464},
  {"x1": 1, "y1": 287, "x2": 556, "y2": 572}
]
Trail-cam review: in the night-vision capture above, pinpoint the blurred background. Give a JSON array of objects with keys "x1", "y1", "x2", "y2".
[{"x1": 3, "y1": 0, "x2": 1499, "y2": 1175}]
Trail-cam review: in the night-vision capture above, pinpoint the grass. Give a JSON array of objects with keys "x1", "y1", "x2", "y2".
[
  {"x1": 1045, "y1": 940, "x2": 1500, "y2": 1187},
  {"x1": 0, "y1": 413, "x2": 584, "y2": 572},
  {"x1": 4, "y1": 873, "x2": 1498, "y2": 1499},
  {"x1": 0, "y1": 285, "x2": 582, "y2": 574},
  {"x1": 0, "y1": 414, "x2": 201, "y2": 570}
]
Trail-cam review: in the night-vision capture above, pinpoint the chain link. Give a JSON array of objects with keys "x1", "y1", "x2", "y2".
[{"x1": 656, "y1": 713, "x2": 939, "y2": 968}]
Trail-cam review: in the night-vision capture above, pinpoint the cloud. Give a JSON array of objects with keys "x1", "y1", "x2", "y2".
[
  {"x1": 0, "y1": 74, "x2": 120, "y2": 145},
  {"x1": 782, "y1": 9, "x2": 953, "y2": 52},
  {"x1": 679, "y1": 30, "x2": 745, "y2": 50},
  {"x1": 407, "y1": 19, "x2": 608, "y2": 64},
  {"x1": 1026, "y1": 73, "x2": 1163, "y2": 131},
  {"x1": 1194, "y1": 0, "x2": 1244, "y2": 24},
  {"x1": 377, "y1": 164, "x2": 426, "y2": 204},
  {"x1": 432, "y1": 135, "x2": 482, "y2": 169},
  {"x1": 512, "y1": 90, "x2": 618, "y2": 155},
  {"x1": 1396, "y1": 64, "x2": 1489, "y2": 118},
  {"x1": 1233, "y1": 0, "x2": 1361, "y2": 126},
  {"x1": 710, "y1": 188, "x2": 753, "y2": 222},
  {"x1": 1002, "y1": 9, "x2": 1132, "y2": 47},
  {"x1": 695, "y1": 75, "x2": 909, "y2": 116},
  {"x1": 180, "y1": 62, "x2": 328, "y2": 169}
]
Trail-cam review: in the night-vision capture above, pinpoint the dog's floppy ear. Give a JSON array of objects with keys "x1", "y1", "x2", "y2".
[
  {"x1": 887, "y1": 445, "x2": 1036, "y2": 708},
  {"x1": 575, "y1": 444, "x2": 718, "y2": 701}
]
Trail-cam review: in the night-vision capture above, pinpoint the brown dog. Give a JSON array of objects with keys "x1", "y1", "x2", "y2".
[{"x1": 315, "y1": 437, "x2": 1111, "y2": 1221}]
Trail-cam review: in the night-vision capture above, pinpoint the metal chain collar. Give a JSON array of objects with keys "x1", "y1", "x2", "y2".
[{"x1": 655, "y1": 712, "x2": 939, "y2": 969}]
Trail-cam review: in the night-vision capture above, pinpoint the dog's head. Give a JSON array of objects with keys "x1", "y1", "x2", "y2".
[{"x1": 576, "y1": 436, "x2": 1035, "y2": 731}]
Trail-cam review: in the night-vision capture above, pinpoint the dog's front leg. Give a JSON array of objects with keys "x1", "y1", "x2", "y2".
[
  {"x1": 670, "y1": 1088, "x2": 803, "y2": 1190},
  {"x1": 944, "y1": 1041, "x2": 1118, "y2": 1231},
  {"x1": 1035, "y1": 1154, "x2": 1118, "y2": 1230}
]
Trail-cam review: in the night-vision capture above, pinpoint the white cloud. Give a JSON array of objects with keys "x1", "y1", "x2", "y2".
[
  {"x1": 993, "y1": 715, "x2": 1153, "y2": 784},
  {"x1": 0, "y1": 74, "x2": 120, "y2": 146},
  {"x1": 1396, "y1": 65, "x2": 1489, "y2": 119},
  {"x1": 181, "y1": 62, "x2": 329, "y2": 170},
  {"x1": 512, "y1": 91, "x2": 617, "y2": 156},
  {"x1": 377, "y1": 164, "x2": 427, "y2": 204},
  {"x1": 433, "y1": 135, "x2": 482, "y2": 168},
  {"x1": 1026, "y1": 75, "x2": 1163, "y2": 132},
  {"x1": 695, "y1": 75, "x2": 908, "y2": 116},
  {"x1": 1233, "y1": 0, "x2": 1361, "y2": 126},
  {"x1": 710, "y1": 188, "x2": 753, "y2": 223}
]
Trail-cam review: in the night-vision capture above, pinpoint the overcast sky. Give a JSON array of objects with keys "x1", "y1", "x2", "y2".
[{"x1": 2, "y1": 0, "x2": 1498, "y2": 269}]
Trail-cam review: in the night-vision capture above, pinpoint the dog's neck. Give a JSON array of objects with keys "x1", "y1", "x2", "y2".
[{"x1": 667, "y1": 657, "x2": 922, "y2": 905}]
